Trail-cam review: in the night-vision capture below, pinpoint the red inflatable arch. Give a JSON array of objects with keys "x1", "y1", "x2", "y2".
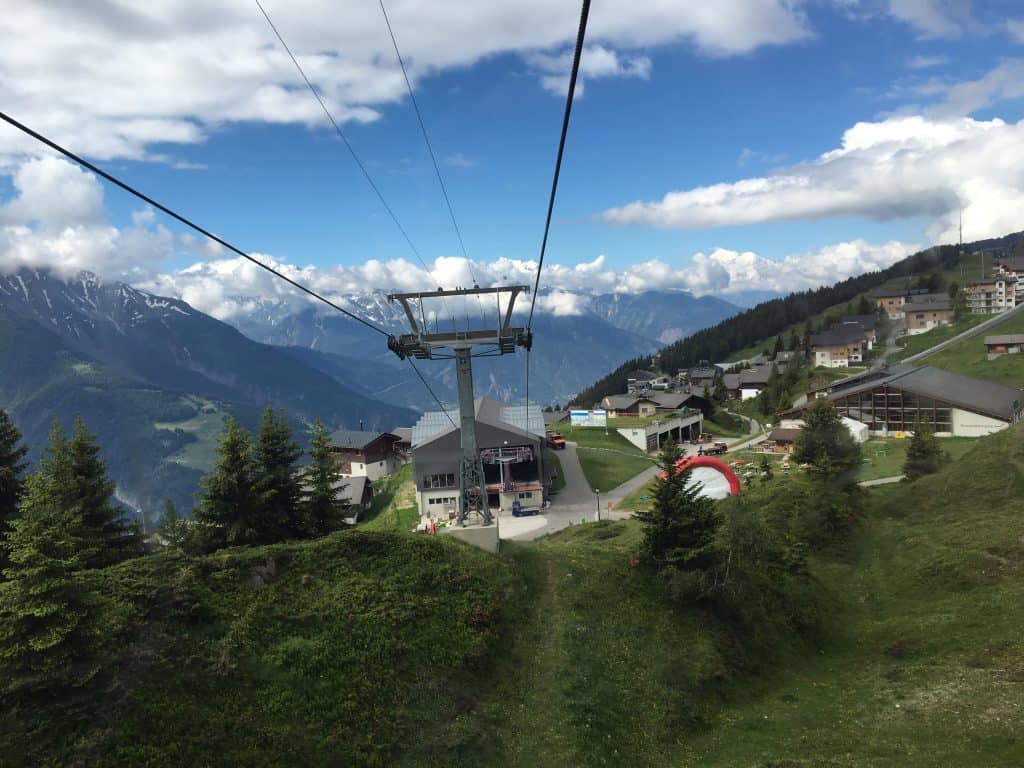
[{"x1": 660, "y1": 455, "x2": 741, "y2": 496}]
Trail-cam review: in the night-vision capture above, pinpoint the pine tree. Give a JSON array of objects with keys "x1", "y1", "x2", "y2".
[
  {"x1": 792, "y1": 399, "x2": 861, "y2": 480},
  {"x1": 772, "y1": 335, "x2": 783, "y2": 358},
  {"x1": 303, "y1": 419, "x2": 346, "y2": 536},
  {"x1": 0, "y1": 410, "x2": 28, "y2": 577},
  {"x1": 856, "y1": 294, "x2": 872, "y2": 315},
  {"x1": 904, "y1": 421, "x2": 946, "y2": 480},
  {"x1": 0, "y1": 471, "x2": 98, "y2": 701},
  {"x1": 195, "y1": 417, "x2": 258, "y2": 548},
  {"x1": 635, "y1": 441, "x2": 719, "y2": 575},
  {"x1": 157, "y1": 499, "x2": 187, "y2": 550},
  {"x1": 65, "y1": 417, "x2": 138, "y2": 567},
  {"x1": 253, "y1": 408, "x2": 304, "y2": 542}
]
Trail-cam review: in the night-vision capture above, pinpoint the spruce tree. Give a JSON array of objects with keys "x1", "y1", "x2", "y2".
[
  {"x1": 635, "y1": 441, "x2": 719, "y2": 576},
  {"x1": 0, "y1": 471, "x2": 98, "y2": 701},
  {"x1": 195, "y1": 417, "x2": 258, "y2": 548},
  {"x1": 792, "y1": 399, "x2": 861, "y2": 480},
  {"x1": 65, "y1": 417, "x2": 138, "y2": 567},
  {"x1": 303, "y1": 419, "x2": 346, "y2": 536},
  {"x1": 253, "y1": 408, "x2": 304, "y2": 542},
  {"x1": 904, "y1": 421, "x2": 946, "y2": 480},
  {"x1": 0, "y1": 410, "x2": 28, "y2": 576},
  {"x1": 157, "y1": 499, "x2": 187, "y2": 550}
]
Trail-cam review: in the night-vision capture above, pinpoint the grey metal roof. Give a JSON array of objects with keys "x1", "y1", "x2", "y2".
[
  {"x1": 791, "y1": 364, "x2": 1022, "y2": 422},
  {"x1": 842, "y1": 314, "x2": 878, "y2": 331},
  {"x1": 873, "y1": 288, "x2": 929, "y2": 298},
  {"x1": 723, "y1": 373, "x2": 741, "y2": 391},
  {"x1": 985, "y1": 334, "x2": 1024, "y2": 345},
  {"x1": 328, "y1": 430, "x2": 396, "y2": 450},
  {"x1": 768, "y1": 427, "x2": 801, "y2": 442},
  {"x1": 627, "y1": 369, "x2": 657, "y2": 381},
  {"x1": 411, "y1": 397, "x2": 544, "y2": 448},
  {"x1": 648, "y1": 391, "x2": 687, "y2": 409},
  {"x1": 739, "y1": 364, "x2": 775, "y2": 387},
  {"x1": 390, "y1": 427, "x2": 413, "y2": 443}
]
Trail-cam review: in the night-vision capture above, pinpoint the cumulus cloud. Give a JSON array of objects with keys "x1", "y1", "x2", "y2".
[
  {"x1": 1008, "y1": 18, "x2": 1024, "y2": 43},
  {"x1": 888, "y1": 0, "x2": 970, "y2": 37},
  {"x1": 0, "y1": 1, "x2": 811, "y2": 164},
  {"x1": 0, "y1": 156, "x2": 174, "y2": 276},
  {"x1": 906, "y1": 54, "x2": 949, "y2": 69},
  {"x1": 527, "y1": 45, "x2": 652, "y2": 96},
  {"x1": 600, "y1": 115, "x2": 1024, "y2": 243}
]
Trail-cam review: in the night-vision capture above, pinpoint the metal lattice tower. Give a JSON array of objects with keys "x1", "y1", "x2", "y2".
[{"x1": 387, "y1": 286, "x2": 532, "y2": 526}]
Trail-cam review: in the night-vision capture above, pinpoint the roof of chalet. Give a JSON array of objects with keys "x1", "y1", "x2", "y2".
[
  {"x1": 390, "y1": 427, "x2": 413, "y2": 444},
  {"x1": 723, "y1": 373, "x2": 741, "y2": 391},
  {"x1": 768, "y1": 427, "x2": 801, "y2": 443},
  {"x1": 329, "y1": 430, "x2": 399, "y2": 450},
  {"x1": 809, "y1": 325, "x2": 866, "y2": 348},
  {"x1": 985, "y1": 334, "x2": 1024, "y2": 346},
  {"x1": 739, "y1": 364, "x2": 775, "y2": 387},
  {"x1": 873, "y1": 288, "x2": 929, "y2": 298},
  {"x1": 603, "y1": 394, "x2": 658, "y2": 410},
  {"x1": 903, "y1": 298, "x2": 952, "y2": 312},
  {"x1": 412, "y1": 397, "x2": 545, "y2": 448},
  {"x1": 543, "y1": 409, "x2": 569, "y2": 425},
  {"x1": 647, "y1": 391, "x2": 688, "y2": 409},
  {"x1": 788, "y1": 365, "x2": 1022, "y2": 422}
]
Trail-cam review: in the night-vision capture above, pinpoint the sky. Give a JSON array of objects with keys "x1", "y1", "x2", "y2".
[{"x1": 2, "y1": 0, "x2": 1024, "y2": 319}]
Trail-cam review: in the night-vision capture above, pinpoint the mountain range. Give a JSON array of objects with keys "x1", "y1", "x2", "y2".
[{"x1": 0, "y1": 269, "x2": 739, "y2": 522}]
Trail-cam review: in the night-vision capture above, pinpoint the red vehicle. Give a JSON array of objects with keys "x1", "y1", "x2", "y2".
[
  {"x1": 692, "y1": 432, "x2": 714, "y2": 444},
  {"x1": 697, "y1": 441, "x2": 727, "y2": 456}
]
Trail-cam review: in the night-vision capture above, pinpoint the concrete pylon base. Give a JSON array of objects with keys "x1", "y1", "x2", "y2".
[{"x1": 442, "y1": 522, "x2": 500, "y2": 553}]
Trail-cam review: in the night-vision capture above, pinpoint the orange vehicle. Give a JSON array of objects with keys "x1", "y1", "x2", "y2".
[{"x1": 547, "y1": 432, "x2": 567, "y2": 450}]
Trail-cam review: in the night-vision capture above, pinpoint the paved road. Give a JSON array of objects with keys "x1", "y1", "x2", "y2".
[{"x1": 859, "y1": 474, "x2": 905, "y2": 487}]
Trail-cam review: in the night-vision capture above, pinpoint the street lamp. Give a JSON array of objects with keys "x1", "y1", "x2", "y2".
[{"x1": 595, "y1": 488, "x2": 601, "y2": 522}]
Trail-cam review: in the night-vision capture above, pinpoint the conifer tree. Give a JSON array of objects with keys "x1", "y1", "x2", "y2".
[
  {"x1": 635, "y1": 441, "x2": 719, "y2": 576},
  {"x1": 157, "y1": 499, "x2": 187, "y2": 550},
  {"x1": 195, "y1": 417, "x2": 258, "y2": 548},
  {"x1": 303, "y1": 418, "x2": 346, "y2": 536},
  {"x1": 65, "y1": 417, "x2": 138, "y2": 567},
  {"x1": 792, "y1": 399, "x2": 861, "y2": 480},
  {"x1": 0, "y1": 471, "x2": 98, "y2": 701},
  {"x1": 253, "y1": 408, "x2": 304, "y2": 542},
  {"x1": 0, "y1": 410, "x2": 28, "y2": 576},
  {"x1": 904, "y1": 421, "x2": 946, "y2": 480}
]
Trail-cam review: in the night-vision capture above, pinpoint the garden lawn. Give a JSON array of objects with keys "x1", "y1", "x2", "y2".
[
  {"x1": 891, "y1": 313, "x2": 989, "y2": 362},
  {"x1": 856, "y1": 436, "x2": 978, "y2": 481},
  {"x1": 912, "y1": 309, "x2": 1024, "y2": 388}
]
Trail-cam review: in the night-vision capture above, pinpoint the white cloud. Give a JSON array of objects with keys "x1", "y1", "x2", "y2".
[
  {"x1": 888, "y1": 0, "x2": 970, "y2": 38},
  {"x1": 906, "y1": 54, "x2": 949, "y2": 69},
  {"x1": 443, "y1": 152, "x2": 475, "y2": 168},
  {"x1": 527, "y1": 45, "x2": 652, "y2": 96},
  {"x1": 600, "y1": 114, "x2": 1024, "y2": 243},
  {"x1": 924, "y1": 59, "x2": 1024, "y2": 116},
  {"x1": 0, "y1": 1, "x2": 811, "y2": 164},
  {"x1": 0, "y1": 156, "x2": 174, "y2": 275},
  {"x1": 1008, "y1": 18, "x2": 1024, "y2": 43}
]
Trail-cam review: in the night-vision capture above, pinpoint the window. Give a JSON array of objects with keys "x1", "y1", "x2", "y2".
[
  {"x1": 423, "y1": 473, "x2": 456, "y2": 489},
  {"x1": 518, "y1": 492, "x2": 533, "y2": 499},
  {"x1": 428, "y1": 496, "x2": 458, "y2": 506}
]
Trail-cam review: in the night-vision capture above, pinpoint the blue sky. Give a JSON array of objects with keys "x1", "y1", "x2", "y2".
[{"x1": 3, "y1": 1, "x2": 1024, "y2": 317}]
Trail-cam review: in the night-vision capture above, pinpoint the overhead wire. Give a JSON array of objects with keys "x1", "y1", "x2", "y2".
[
  {"x1": 376, "y1": 0, "x2": 487, "y2": 324},
  {"x1": 256, "y1": 0, "x2": 453, "y2": 317},
  {"x1": 524, "y1": 0, "x2": 591, "y2": 416},
  {"x1": 0, "y1": 110, "x2": 389, "y2": 339}
]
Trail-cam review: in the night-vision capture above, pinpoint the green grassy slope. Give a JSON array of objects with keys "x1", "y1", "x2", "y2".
[
  {"x1": 6, "y1": 427, "x2": 1023, "y2": 766},
  {"x1": 685, "y1": 426, "x2": 1024, "y2": 766},
  {"x1": 913, "y1": 310, "x2": 1024, "y2": 388}
]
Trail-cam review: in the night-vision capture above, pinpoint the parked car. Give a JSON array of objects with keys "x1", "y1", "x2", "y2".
[{"x1": 692, "y1": 432, "x2": 714, "y2": 444}]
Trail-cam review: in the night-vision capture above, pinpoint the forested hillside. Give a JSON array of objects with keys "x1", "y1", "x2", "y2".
[{"x1": 574, "y1": 242, "x2": 967, "y2": 405}]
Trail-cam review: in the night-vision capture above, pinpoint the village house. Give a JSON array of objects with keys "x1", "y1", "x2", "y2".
[
  {"x1": 600, "y1": 394, "x2": 659, "y2": 418},
  {"x1": 763, "y1": 427, "x2": 800, "y2": 453},
  {"x1": 738, "y1": 364, "x2": 776, "y2": 400},
  {"x1": 993, "y1": 256, "x2": 1024, "y2": 300},
  {"x1": 964, "y1": 277, "x2": 1017, "y2": 314},
  {"x1": 902, "y1": 297, "x2": 954, "y2": 334},
  {"x1": 872, "y1": 288, "x2": 930, "y2": 319},
  {"x1": 984, "y1": 334, "x2": 1024, "y2": 359},
  {"x1": 410, "y1": 397, "x2": 545, "y2": 518},
  {"x1": 841, "y1": 315, "x2": 878, "y2": 349},
  {"x1": 809, "y1": 325, "x2": 867, "y2": 368},
  {"x1": 328, "y1": 429, "x2": 407, "y2": 482}
]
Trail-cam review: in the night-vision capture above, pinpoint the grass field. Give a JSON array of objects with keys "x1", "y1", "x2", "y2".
[
  {"x1": 912, "y1": 310, "x2": 1024, "y2": 388},
  {"x1": 704, "y1": 411, "x2": 750, "y2": 438},
  {"x1": 8, "y1": 424, "x2": 1024, "y2": 765},
  {"x1": 359, "y1": 464, "x2": 419, "y2": 532},
  {"x1": 153, "y1": 396, "x2": 227, "y2": 471},
  {"x1": 891, "y1": 313, "x2": 990, "y2": 362},
  {"x1": 549, "y1": 420, "x2": 658, "y2": 490},
  {"x1": 856, "y1": 436, "x2": 977, "y2": 481}
]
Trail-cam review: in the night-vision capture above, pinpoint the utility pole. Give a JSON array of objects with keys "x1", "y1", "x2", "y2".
[{"x1": 387, "y1": 285, "x2": 532, "y2": 527}]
